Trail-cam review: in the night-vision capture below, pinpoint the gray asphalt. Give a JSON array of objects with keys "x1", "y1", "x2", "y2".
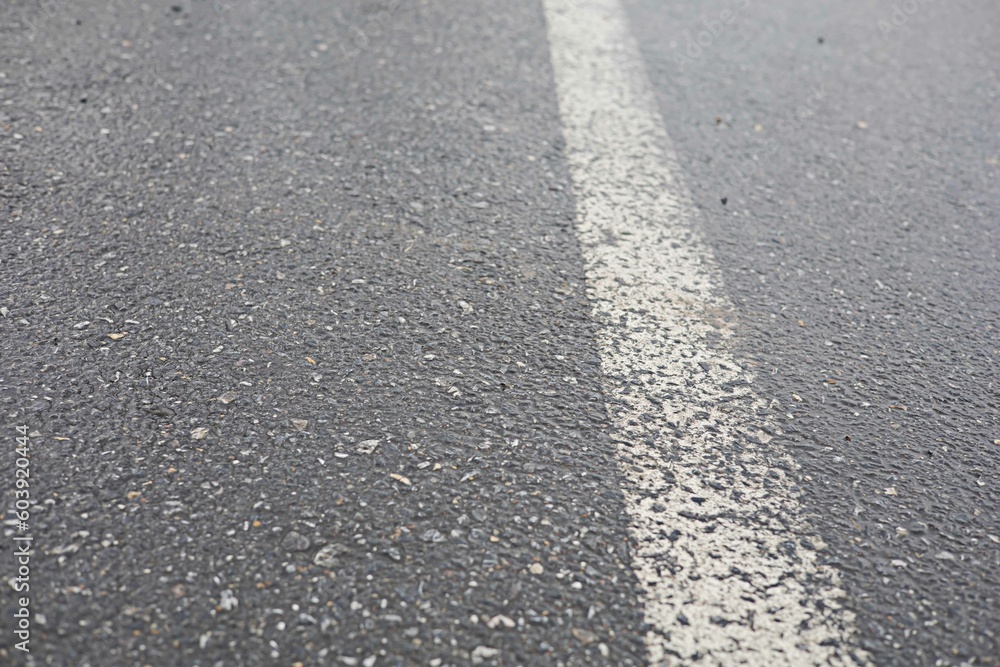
[
  {"x1": 625, "y1": 0, "x2": 999, "y2": 663},
  {"x1": 1, "y1": 0, "x2": 997, "y2": 666}
]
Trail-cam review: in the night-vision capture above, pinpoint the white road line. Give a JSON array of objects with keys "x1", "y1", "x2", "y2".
[{"x1": 542, "y1": 0, "x2": 865, "y2": 664}]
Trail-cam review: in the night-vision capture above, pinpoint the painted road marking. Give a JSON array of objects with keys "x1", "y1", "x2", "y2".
[{"x1": 542, "y1": 0, "x2": 865, "y2": 664}]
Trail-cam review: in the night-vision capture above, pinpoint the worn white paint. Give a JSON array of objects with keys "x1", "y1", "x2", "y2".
[{"x1": 542, "y1": 0, "x2": 865, "y2": 664}]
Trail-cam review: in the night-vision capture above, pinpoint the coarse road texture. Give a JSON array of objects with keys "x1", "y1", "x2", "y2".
[
  {"x1": 0, "y1": 1, "x2": 997, "y2": 667},
  {"x1": 544, "y1": 0, "x2": 859, "y2": 663}
]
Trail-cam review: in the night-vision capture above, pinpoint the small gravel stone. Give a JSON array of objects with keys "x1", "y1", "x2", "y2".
[
  {"x1": 421, "y1": 529, "x2": 445, "y2": 543},
  {"x1": 218, "y1": 589, "x2": 238, "y2": 612},
  {"x1": 281, "y1": 531, "x2": 311, "y2": 552},
  {"x1": 471, "y1": 646, "x2": 500, "y2": 664},
  {"x1": 190, "y1": 427, "x2": 210, "y2": 440},
  {"x1": 356, "y1": 439, "x2": 380, "y2": 454},
  {"x1": 313, "y1": 543, "x2": 348, "y2": 568},
  {"x1": 486, "y1": 614, "x2": 514, "y2": 629}
]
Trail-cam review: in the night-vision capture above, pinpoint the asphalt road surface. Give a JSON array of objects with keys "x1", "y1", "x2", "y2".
[{"x1": 1, "y1": 0, "x2": 997, "y2": 666}]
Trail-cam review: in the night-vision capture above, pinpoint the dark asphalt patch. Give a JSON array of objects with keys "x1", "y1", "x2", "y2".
[{"x1": 0, "y1": 1, "x2": 646, "y2": 665}]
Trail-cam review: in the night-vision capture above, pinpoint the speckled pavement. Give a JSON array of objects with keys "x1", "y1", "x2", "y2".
[{"x1": 1, "y1": 0, "x2": 997, "y2": 665}]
